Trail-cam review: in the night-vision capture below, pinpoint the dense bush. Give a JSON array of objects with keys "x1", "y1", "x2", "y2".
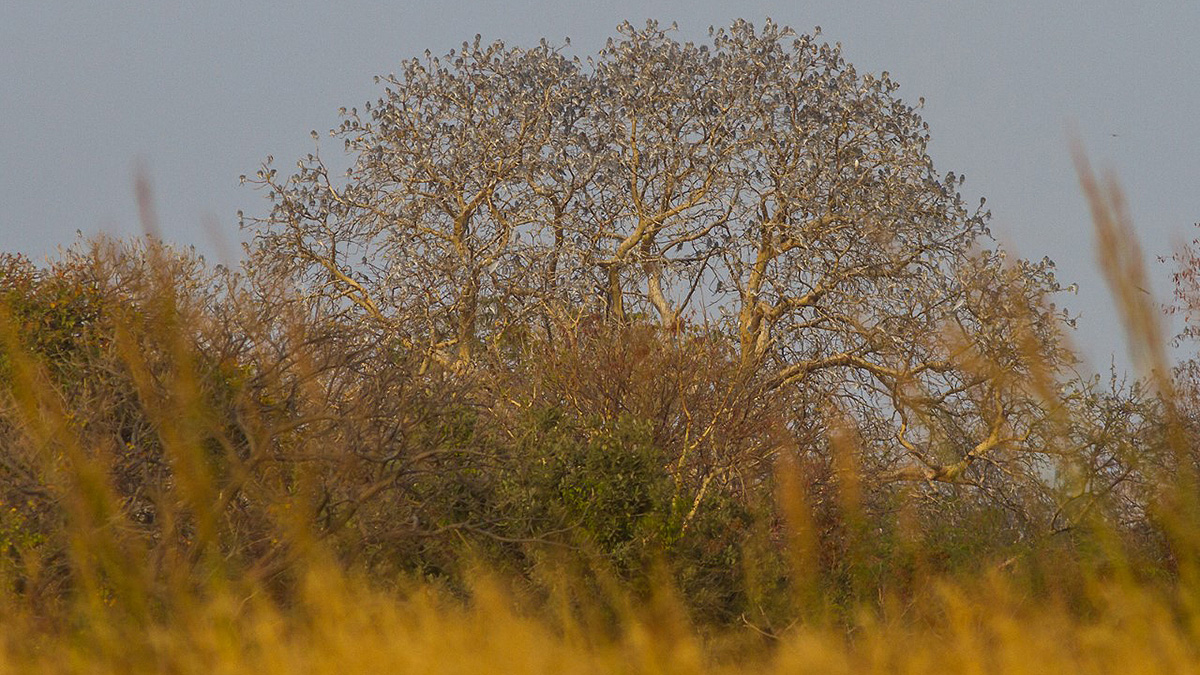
[{"x1": 0, "y1": 237, "x2": 1174, "y2": 627}]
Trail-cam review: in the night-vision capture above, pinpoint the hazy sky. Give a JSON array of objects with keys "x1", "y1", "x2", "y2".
[{"x1": 2, "y1": 1, "x2": 1198, "y2": 372}]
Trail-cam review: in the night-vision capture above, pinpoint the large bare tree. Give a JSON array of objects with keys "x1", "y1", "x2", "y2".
[{"x1": 245, "y1": 20, "x2": 1081, "y2": 523}]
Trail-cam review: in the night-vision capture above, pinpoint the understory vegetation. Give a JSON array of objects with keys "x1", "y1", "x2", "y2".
[{"x1": 2, "y1": 20, "x2": 1199, "y2": 673}]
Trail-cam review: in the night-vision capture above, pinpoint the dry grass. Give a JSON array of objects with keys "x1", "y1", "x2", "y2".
[{"x1": 1, "y1": 563, "x2": 1198, "y2": 673}]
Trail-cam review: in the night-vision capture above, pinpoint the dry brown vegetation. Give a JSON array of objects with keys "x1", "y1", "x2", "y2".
[{"x1": 1, "y1": 20, "x2": 1199, "y2": 673}]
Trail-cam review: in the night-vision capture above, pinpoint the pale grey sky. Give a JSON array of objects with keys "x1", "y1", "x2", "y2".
[{"x1": 2, "y1": 1, "x2": 1198, "y2": 371}]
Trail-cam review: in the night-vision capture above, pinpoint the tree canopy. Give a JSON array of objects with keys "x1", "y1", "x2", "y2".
[
  {"x1": 245, "y1": 20, "x2": 1090, "y2": 529},
  {"x1": 248, "y1": 18, "x2": 1075, "y2": 504}
]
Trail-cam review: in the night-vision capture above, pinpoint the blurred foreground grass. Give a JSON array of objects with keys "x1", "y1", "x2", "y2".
[{"x1": 2, "y1": 561, "x2": 1199, "y2": 673}]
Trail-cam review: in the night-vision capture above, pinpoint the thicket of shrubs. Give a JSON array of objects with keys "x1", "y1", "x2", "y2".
[
  {"x1": 0, "y1": 221, "x2": 1192, "y2": 633},
  {"x1": 0, "y1": 240, "x2": 772, "y2": 624}
]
